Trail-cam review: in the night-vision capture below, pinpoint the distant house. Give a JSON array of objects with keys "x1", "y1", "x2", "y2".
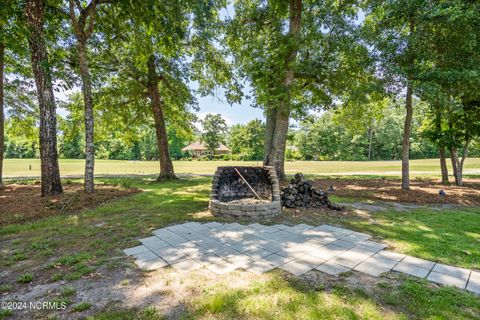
[{"x1": 181, "y1": 141, "x2": 231, "y2": 157}]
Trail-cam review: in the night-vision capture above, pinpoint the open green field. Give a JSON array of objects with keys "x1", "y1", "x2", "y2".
[{"x1": 4, "y1": 158, "x2": 480, "y2": 178}]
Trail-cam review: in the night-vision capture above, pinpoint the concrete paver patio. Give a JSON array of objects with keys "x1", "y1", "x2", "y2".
[{"x1": 123, "y1": 222, "x2": 479, "y2": 295}]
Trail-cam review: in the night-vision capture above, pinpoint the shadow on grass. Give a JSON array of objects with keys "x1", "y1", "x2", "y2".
[
  {"x1": 90, "y1": 271, "x2": 480, "y2": 320},
  {"x1": 0, "y1": 177, "x2": 215, "y2": 283}
]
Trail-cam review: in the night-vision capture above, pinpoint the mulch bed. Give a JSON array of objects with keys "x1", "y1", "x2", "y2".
[
  {"x1": 0, "y1": 182, "x2": 141, "y2": 226},
  {"x1": 310, "y1": 178, "x2": 480, "y2": 206}
]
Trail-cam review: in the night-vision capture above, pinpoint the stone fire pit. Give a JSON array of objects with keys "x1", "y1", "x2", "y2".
[{"x1": 209, "y1": 166, "x2": 281, "y2": 220}]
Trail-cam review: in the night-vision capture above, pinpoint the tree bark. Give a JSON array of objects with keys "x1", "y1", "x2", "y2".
[
  {"x1": 263, "y1": 106, "x2": 276, "y2": 165},
  {"x1": 451, "y1": 142, "x2": 468, "y2": 187},
  {"x1": 439, "y1": 146, "x2": 449, "y2": 185},
  {"x1": 146, "y1": 55, "x2": 175, "y2": 181},
  {"x1": 0, "y1": 41, "x2": 4, "y2": 188},
  {"x1": 367, "y1": 125, "x2": 373, "y2": 160},
  {"x1": 25, "y1": 0, "x2": 63, "y2": 196},
  {"x1": 69, "y1": 0, "x2": 98, "y2": 193},
  {"x1": 401, "y1": 83, "x2": 413, "y2": 190},
  {"x1": 263, "y1": 0, "x2": 302, "y2": 181},
  {"x1": 76, "y1": 41, "x2": 95, "y2": 192},
  {"x1": 450, "y1": 146, "x2": 462, "y2": 186},
  {"x1": 270, "y1": 101, "x2": 290, "y2": 180}
]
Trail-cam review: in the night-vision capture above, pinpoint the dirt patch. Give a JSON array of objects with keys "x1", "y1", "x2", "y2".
[
  {"x1": 0, "y1": 183, "x2": 140, "y2": 226},
  {"x1": 309, "y1": 178, "x2": 480, "y2": 206}
]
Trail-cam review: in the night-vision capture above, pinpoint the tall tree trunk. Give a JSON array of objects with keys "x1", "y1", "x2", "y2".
[
  {"x1": 263, "y1": 106, "x2": 276, "y2": 166},
  {"x1": 367, "y1": 125, "x2": 373, "y2": 160},
  {"x1": 401, "y1": 83, "x2": 413, "y2": 190},
  {"x1": 270, "y1": 101, "x2": 289, "y2": 180},
  {"x1": 76, "y1": 41, "x2": 95, "y2": 193},
  {"x1": 459, "y1": 142, "x2": 468, "y2": 185},
  {"x1": 0, "y1": 41, "x2": 4, "y2": 188},
  {"x1": 450, "y1": 146, "x2": 462, "y2": 186},
  {"x1": 435, "y1": 108, "x2": 448, "y2": 184},
  {"x1": 263, "y1": 0, "x2": 302, "y2": 181},
  {"x1": 439, "y1": 146, "x2": 449, "y2": 185},
  {"x1": 25, "y1": 0, "x2": 62, "y2": 196},
  {"x1": 147, "y1": 56, "x2": 175, "y2": 181}
]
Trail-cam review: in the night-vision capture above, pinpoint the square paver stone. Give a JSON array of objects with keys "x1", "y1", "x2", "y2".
[
  {"x1": 152, "y1": 228, "x2": 176, "y2": 238},
  {"x1": 140, "y1": 236, "x2": 170, "y2": 249},
  {"x1": 206, "y1": 261, "x2": 238, "y2": 275},
  {"x1": 214, "y1": 247, "x2": 242, "y2": 259},
  {"x1": 276, "y1": 246, "x2": 309, "y2": 260},
  {"x1": 330, "y1": 250, "x2": 372, "y2": 269},
  {"x1": 367, "y1": 254, "x2": 400, "y2": 269},
  {"x1": 431, "y1": 263, "x2": 471, "y2": 280},
  {"x1": 257, "y1": 242, "x2": 284, "y2": 254},
  {"x1": 331, "y1": 239, "x2": 358, "y2": 250},
  {"x1": 354, "y1": 260, "x2": 391, "y2": 277},
  {"x1": 260, "y1": 254, "x2": 292, "y2": 268},
  {"x1": 227, "y1": 254, "x2": 257, "y2": 269},
  {"x1": 123, "y1": 245, "x2": 150, "y2": 256},
  {"x1": 271, "y1": 224, "x2": 290, "y2": 230},
  {"x1": 194, "y1": 253, "x2": 224, "y2": 266},
  {"x1": 315, "y1": 261, "x2": 351, "y2": 276},
  {"x1": 309, "y1": 244, "x2": 345, "y2": 260},
  {"x1": 133, "y1": 250, "x2": 159, "y2": 262},
  {"x1": 135, "y1": 257, "x2": 168, "y2": 271},
  {"x1": 171, "y1": 259, "x2": 203, "y2": 274},
  {"x1": 341, "y1": 233, "x2": 372, "y2": 243},
  {"x1": 359, "y1": 240, "x2": 388, "y2": 251},
  {"x1": 195, "y1": 239, "x2": 226, "y2": 252},
  {"x1": 375, "y1": 251, "x2": 406, "y2": 262},
  {"x1": 427, "y1": 271, "x2": 469, "y2": 289},
  {"x1": 152, "y1": 246, "x2": 189, "y2": 264},
  {"x1": 289, "y1": 224, "x2": 314, "y2": 233},
  {"x1": 279, "y1": 260, "x2": 313, "y2": 276},
  {"x1": 244, "y1": 247, "x2": 274, "y2": 259},
  {"x1": 245, "y1": 260, "x2": 276, "y2": 275},
  {"x1": 393, "y1": 256, "x2": 435, "y2": 278},
  {"x1": 204, "y1": 221, "x2": 224, "y2": 227},
  {"x1": 467, "y1": 271, "x2": 480, "y2": 295},
  {"x1": 294, "y1": 254, "x2": 326, "y2": 268}
]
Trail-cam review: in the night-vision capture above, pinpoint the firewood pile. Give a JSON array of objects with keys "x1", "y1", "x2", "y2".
[{"x1": 281, "y1": 173, "x2": 342, "y2": 210}]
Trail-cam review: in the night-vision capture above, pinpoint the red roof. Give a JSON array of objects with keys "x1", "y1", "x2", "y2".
[{"x1": 181, "y1": 141, "x2": 230, "y2": 152}]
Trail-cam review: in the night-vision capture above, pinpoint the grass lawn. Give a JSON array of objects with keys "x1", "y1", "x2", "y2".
[
  {"x1": 1, "y1": 176, "x2": 480, "y2": 319},
  {"x1": 3, "y1": 157, "x2": 480, "y2": 178}
]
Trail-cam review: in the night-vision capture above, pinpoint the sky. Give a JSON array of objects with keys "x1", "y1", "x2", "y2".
[
  {"x1": 56, "y1": 82, "x2": 265, "y2": 127},
  {"x1": 195, "y1": 94, "x2": 265, "y2": 126}
]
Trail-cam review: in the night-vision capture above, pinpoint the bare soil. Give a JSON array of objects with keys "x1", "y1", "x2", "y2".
[
  {"x1": 310, "y1": 178, "x2": 480, "y2": 206},
  {"x1": 0, "y1": 183, "x2": 140, "y2": 226}
]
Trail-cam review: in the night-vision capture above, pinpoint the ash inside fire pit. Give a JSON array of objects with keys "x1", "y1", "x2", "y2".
[
  {"x1": 227, "y1": 198, "x2": 271, "y2": 205},
  {"x1": 209, "y1": 166, "x2": 282, "y2": 220}
]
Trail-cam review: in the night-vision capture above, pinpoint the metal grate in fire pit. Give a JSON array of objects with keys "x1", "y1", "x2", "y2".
[{"x1": 209, "y1": 166, "x2": 281, "y2": 220}]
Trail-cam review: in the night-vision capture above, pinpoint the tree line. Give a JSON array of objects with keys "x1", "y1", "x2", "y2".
[
  {"x1": 5, "y1": 105, "x2": 479, "y2": 163},
  {"x1": 0, "y1": 0, "x2": 479, "y2": 195}
]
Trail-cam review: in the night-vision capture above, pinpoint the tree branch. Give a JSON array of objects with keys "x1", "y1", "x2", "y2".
[{"x1": 68, "y1": 0, "x2": 81, "y2": 37}]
